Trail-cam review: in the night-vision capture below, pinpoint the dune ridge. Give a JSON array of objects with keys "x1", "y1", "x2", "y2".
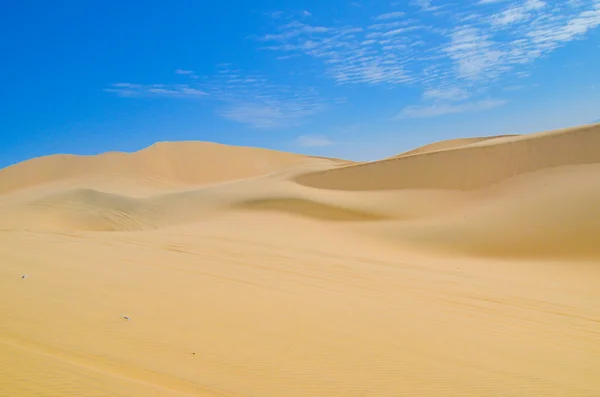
[
  {"x1": 0, "y1": 141, "x2": 344, "y2": 196},
  {"x1": 296, "y1": 123, "x2": 600, "y2": 191},
  {"x1": 389, "y1": 134, "x2": 519, "y2": 158}
]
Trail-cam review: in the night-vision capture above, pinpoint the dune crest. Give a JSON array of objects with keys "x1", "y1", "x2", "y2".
[
  {"x1": 0, "y1": 141, "x2": 339, "y2": 196},
  {"x1": 296, "y1": 123, "x2": 600, "y2": 191},
  {"x1": 389, "y1": 134, "x2": 519, "y2": 158}
]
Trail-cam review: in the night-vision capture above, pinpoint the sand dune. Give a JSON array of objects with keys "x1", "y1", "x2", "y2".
[
  {"x1": 0, "y1": 141, "x2": 338, "y2": 196},
  {"x1": 1, "y1": 123, "x2": 600, "y2": 396},
  {"x1": 390, "y1": 134, "x2": 519, "y2": 158},
  {"x1": 296, "y1": 122, "x2": 600, "y2": 190},
  {"x1": 363, "y1": 164, "x2": 600, "y2": 259}
]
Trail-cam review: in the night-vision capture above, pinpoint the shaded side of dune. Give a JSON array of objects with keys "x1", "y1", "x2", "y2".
[
  {"x1": 368, "y1": 165, "x2": 600, "y2": 259},
  {"x1": 234, "y1": 197, "x2": 389, "y2": 222},
  {"x1": 296, "y1": 123, "x2": 600, "y2": 191},
  {"x1": 1, "y1": 189, "x2": 171, "y2": 231}
]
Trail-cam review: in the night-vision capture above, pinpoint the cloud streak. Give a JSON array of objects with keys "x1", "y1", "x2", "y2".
[
  {"x1": 397, "y1": 99, "x2": 508, "y2": 119},
  {"x1": 260, "y1": 1, "x2": 600, "y2": 94},
  {"x1": 295, "y1": 135, "x2": 333, "y2": 147},
  {"x1": 207, "y1": 66, "x2": 327, "y2": 128},
  {"x1": 104, "y1": 83, "x2": 207, "y2": 98},
  {"x1": 107, "y1": 67, "x2": 327, "y2": 128},
  {"x1": 107, "y1": 1, "x2": 600, "y2": 128}
]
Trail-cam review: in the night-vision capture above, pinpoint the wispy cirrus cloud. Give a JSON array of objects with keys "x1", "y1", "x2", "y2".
[
  {"x1": 207, "y1": 65, "x2": 327, "y2": 128},
  {"x1": 439, "y1": 0, "x2": 600, "y2": 84},
  {"x1": 422, "y1": 87, "x2": 471, "y2": 102},
  {"x1": 104, "y1": 83, "x2": 207, "y2": 98},
  {"x1": 411, "y1": 0, "x2": 443, "y2": 13},
  {"x1": 295, "y1": 135, "x2": 333, "y2": 147},
  {"x1": 259, "y1": 18, "x2": 421, "y2": 85},
  {"x1": 491, "y1": 0, "x2": 546, "y2": 26},
  {"x1": 175, "y1": 69, "x2": 199, "y2": 79},
  {"x1": 217, "y1": 95, "x2": 325, "y2": 129},
  {"x1": 397, "y1": 99, "x2": 508, "y2": 119},
  {"x1": 219, "y1": 102, "x2": 309, "y2": 129},
  {"x1": 374, "y1": 11, "x2": 405, "y2": 20},
  {"x1": 107, "y1": 1, "x2": 600, "y2": 126},
  {"x1": 107, "y1": 67, "x2": 327, "y2": 128},
  {"x1": 260, "y1": 0, "x2": 600, "y2": 116}
]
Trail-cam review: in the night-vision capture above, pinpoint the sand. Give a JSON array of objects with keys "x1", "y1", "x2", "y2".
[{"x1": 1, "y1": 123, "x2": 600, "y2": 396}]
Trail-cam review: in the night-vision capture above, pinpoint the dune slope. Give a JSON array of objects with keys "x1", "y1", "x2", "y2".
[
  {"x1": 389, "y1": 134, "x2": 519, "y2": 158},
  {"x1": 296, "y1": 123, "x2": 600, "y2": 191},
  {"x1": 361, "y1": 164, "x2": 600, "y2": 259},
  {"x1": 0, "y1": 141, "x2": 337, "y2": 195}
]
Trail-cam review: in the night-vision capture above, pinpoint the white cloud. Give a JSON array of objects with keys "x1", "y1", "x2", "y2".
[
  {"x1": 526, "y1": 5, "x2": 600, "y2": 50},
  {"x1": 261, "y1": 1, "x2": 600, "y2": 91},
  {"x1": 492, "y1": 0, "x2": 546, "y2": 26},
  {"x1": 260, "y1": 18, "x2": 424, "y2": 85},
  {"x1": 443, "y1": 26, "x2": 504, "y2": 81},
  {"x1": 175, "y1": 69, "x2": 196, "y2": 75},
  {"x1": 108, "y1": 65, "x2": 326, "y2": 128},
  {"x1": 374, "y1": 11, "x2": 405, "y2": 20},
  {"x1": 295, "y1": 135, "x2": 333, "y2": 147},
  {"x1": 104, "y1": 83, "x2": 207, "y2": 98},
  {"x1": 277, "y1": 53, "x2": 302, "y2": 60},
  {"x1": 219, "y1": 103, "x2": 287, "y2": 128},
  {"x1": 423, "y1": 87, "x2": 470, "y2": 102},
  {"x1": 175, "y1": 69, "x2": 199, "y2": 79},
  {"x1": 262, "y1": 21, "x2": 331, "y2": 41},
  {"x1": 218, "y1": 98, "x2": 325, "y2": 129},
  {"x1": 209, "y1": 67, "x2": 327, "y2": 128},
  {"x1": 412, "y1": 0, "x2": 442, "y2": 12},
  {"x1": 397, "y1": 99, "x2": 508, "y2": 118},
  {"x1": 109, "y1": 2, "x2": 600, "y2": 128}
]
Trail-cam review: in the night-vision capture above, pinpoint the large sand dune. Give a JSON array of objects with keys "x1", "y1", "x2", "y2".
[
  {"x1": 0, "y1": 141, "x2": 342, "y2": 196},
  {"x1": 296, "y1": 123, "x2": 600, "y2": 190},
  {"x1": 1, "y1": 123, "x2": 600, "y2": 396}
]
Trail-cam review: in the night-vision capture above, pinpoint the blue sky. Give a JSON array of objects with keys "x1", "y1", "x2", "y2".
[{"x1": 1, "y1": 0, "x2": 599, "y2": 167}]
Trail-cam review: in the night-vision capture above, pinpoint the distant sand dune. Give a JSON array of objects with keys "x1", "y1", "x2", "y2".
[
  {"x1": 296, "y1": 123, "x2": 600, "y2": 190},
  {"x1": 0, "y1": 141, "x2": 337, "y2": 196}
]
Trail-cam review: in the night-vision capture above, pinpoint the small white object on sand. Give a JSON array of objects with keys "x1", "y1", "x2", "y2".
[
  {"x1": 22, "y1": 275, "x2": 28, "y2": 279},
  {"x1": 121, "y1": 315, "x2": 131, "y2": 321}
]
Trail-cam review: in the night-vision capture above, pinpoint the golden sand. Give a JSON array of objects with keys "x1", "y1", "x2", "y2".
[{"x1": 1, "y1": 123, "x2": 599, "y2": 396}]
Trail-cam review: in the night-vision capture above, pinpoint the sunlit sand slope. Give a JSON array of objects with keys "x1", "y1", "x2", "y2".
[
  {"x1": 0, "y1": 141, "x2": 335, "y2": 195},
  {"x1": 1, "y1": 220, "x2": 599, "y2": 396},
  {"x1": 296, "y1": 123, "x2": 600, "y2": 190}
]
